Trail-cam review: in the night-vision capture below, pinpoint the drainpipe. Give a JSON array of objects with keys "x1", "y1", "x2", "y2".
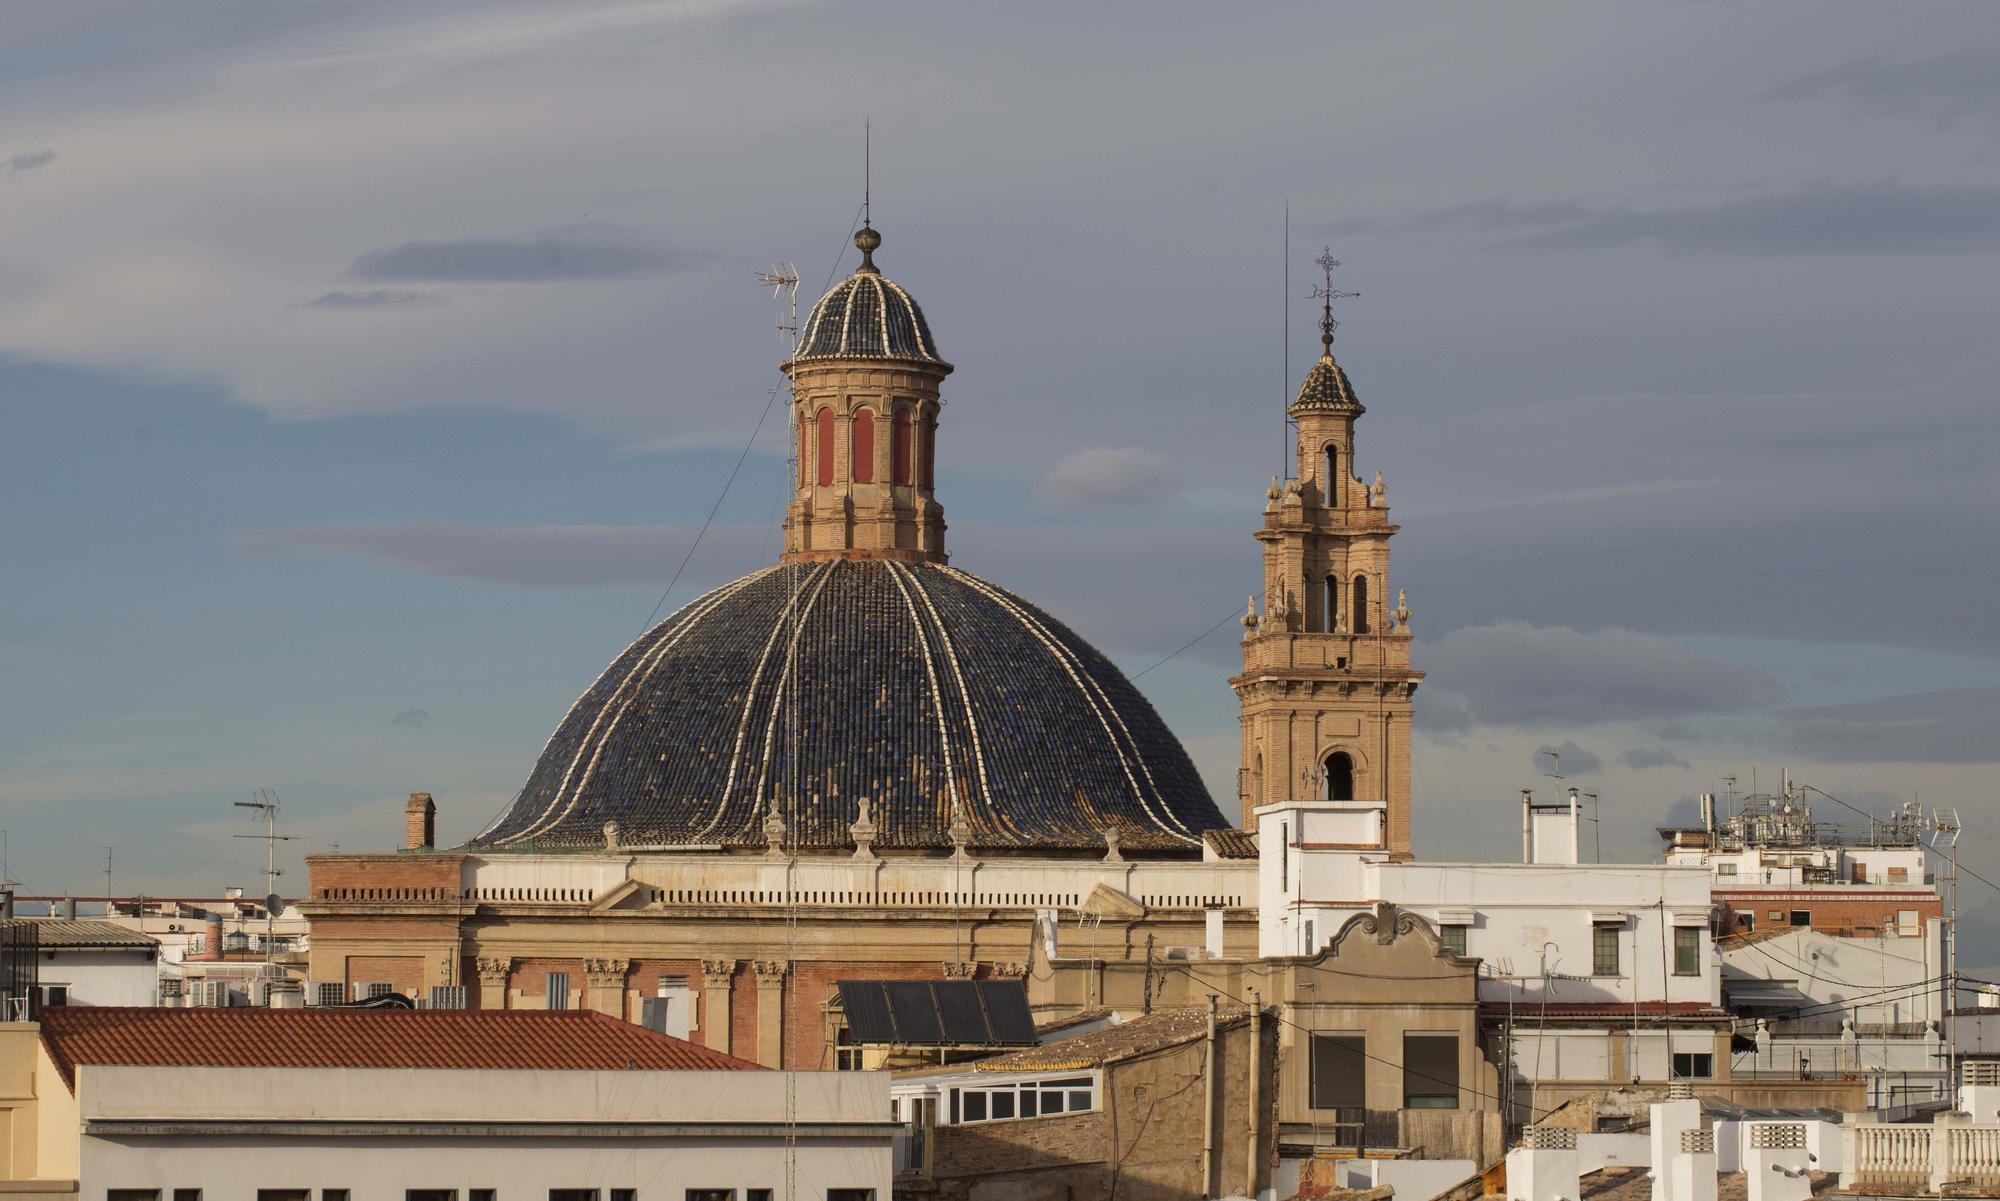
[
  {"x1": 1202, "y1": 993, "x2": 1219, "y2": 1199},
  {"x1": 1246, "y1": 986, "x2": 1264, "y2": 1199}
]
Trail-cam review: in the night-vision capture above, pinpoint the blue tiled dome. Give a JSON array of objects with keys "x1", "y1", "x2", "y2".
[
  {"x1": 474, "y1": 560, "x2": 1226, "y2": 854},
  {"x1": 792, "y1": 229, "x2": 948, "y2": 367}
]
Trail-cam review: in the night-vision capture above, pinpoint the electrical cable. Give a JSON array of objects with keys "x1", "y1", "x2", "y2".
[{"x1": 1130, "y1": 607, "x2": 1242, "y2": 681}]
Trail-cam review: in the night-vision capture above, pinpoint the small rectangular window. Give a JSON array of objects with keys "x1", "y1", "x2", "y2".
[
  {"x1": 1020, "y1": 1089, "x2": 1037, "y2": 1118},
  {"x1": 827, "y1": 1191, "x2": 876, "y2": 1201},
  {"x1": 1309, "y1": 1033, "x2": 1366, "y2": 1110},
  {"x1": 684, "y1": 1192, "x2": 733, "y2": 1201},
  {"x1": 747, "y1": 1193, "x2": 774, "y2": 1201},
  {"x1": 1738, "y1": 913, "x2": 1754, "y2": 933},
  {"x1": 109, "y1": 1192, "x2": 161, "y2": 1201},
  {"x1": 611, "y1": 1191, "x2": 636, "y2": 1201},
  {"x1": 323, "y1": 1191, "x2": 350, "y2": 1201},
  {"x1": 546, "y1": 972, "x2": 571, "y2": 1010},
  {"x1": 1715, "y1": 862, "x2": 1737, "y2": 876},
  {"x1": 408, "y1": 1192, "x2": 457, "y2": 1201},
  {"x1": 174, "y1": 1191, "x2": 202, "y2": 1201},
  {"x1": 990, "y1": 1090, "x2": 1015, "y2": 1120},
  {"x1": 257, "y1": 1192, "x2": 310, "y2": 1201},
  {"x1": 1898, "y1": 910, "x2": 1921, "y2": 936},
  {"x1": 1673, "y1": 927, "x2": 1701, "y2": 976},
  {"x1": 1789, "y1": 910, "x2": 1811, "y2": 927},
  {"x1": 1440, "y1": 924, "x2": 1467, "y2": 957},
  {"x1": 1403, "y1": 1033, "x2": 1459, "y2": 1110},
  {"x1": 1671, "y1": 1052, "x2": 1713, "y2": 1079},
  {"x1": 1593, "y1": 923, "x2": 1620, "y2": 977},
  {"x1": 551, "y1": 1191, "x2": 600, "y2": 1201},
  {"x1": 468, "y1": 1192, "x2": 493, "y2": 1201},
  {"x1": 963, "y1": 1091, "x2": 987, "y2": 1122}
]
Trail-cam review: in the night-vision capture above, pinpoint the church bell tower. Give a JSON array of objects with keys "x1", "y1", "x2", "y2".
[{"x1": 1232, "y1": 251, "x2": 1422, "y2": 855}]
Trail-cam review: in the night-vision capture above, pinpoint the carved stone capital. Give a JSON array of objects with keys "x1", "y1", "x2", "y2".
[
  {"x1": 474, "y1": 957, "x2": 514, "y2": 984},
  {"x1": 752, "y1": 959, "x2": 788, "y2": 984},
  {"x1": 941, "y1": 960, "x2": 978, "y2": 978},
  {"x1": 702, "y1": 959, "x2": 737, "y2": 985},
  {"x1": 584, "y1": 957, "x2": 630, "y2": 979},
  {"x1": 989, "y1": 962, "x2": 1028, "y2": 979}
]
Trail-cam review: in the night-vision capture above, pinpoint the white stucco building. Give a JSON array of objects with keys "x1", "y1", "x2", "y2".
[
  {"x1": 14, "y1": 921, "x2": 160, "y2": 1010},
  {"x1": 1, "y1": 1006, "x2": 892, "y2": 1201}
]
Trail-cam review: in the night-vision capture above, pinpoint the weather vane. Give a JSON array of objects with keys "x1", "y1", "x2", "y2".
[{"x1": 1308, "y1": 246, "x2": 1359, "y2": 351}]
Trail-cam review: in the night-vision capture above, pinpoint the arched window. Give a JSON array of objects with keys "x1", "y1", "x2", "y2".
[
  {"x1": 1351, "y1": 575, "x2": 1370, "y2": 634},
  {"x1": 920, "y1": 416, "x2": 935, "y2": 489},
  {"x1": 852, "y1": 409, "x2": 876, "y2": 484},
  {"x1": 1325, "y1": 752, "x2": 1355, "y2": 802},
  {"x1": 816, "y1": 407, "x2": 835, "y2": 487},
  {"x1": 1323, "y1": 575, "x2": 1339, "y2": 634},
  {"x1": 893, "y1": 409, "x2": 913, "y2": 486},
  {"x1": 1323, "y1": 445, "x2": 1339, "y2": 507},
  {"x1": 799, "y1": 415, "x2": 811, "y2": 488}
]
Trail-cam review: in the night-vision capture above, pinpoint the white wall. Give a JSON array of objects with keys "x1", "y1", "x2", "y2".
[
  {"x1": 1722, "y1": 926, "x2": 1940, "y2": 1024},
  {"x1": 42, "y1": 949, "x2": 158, "y2": 1006},
  {"x1": 78, "y1": 1065, "x2": 893, "y2": 1201}
]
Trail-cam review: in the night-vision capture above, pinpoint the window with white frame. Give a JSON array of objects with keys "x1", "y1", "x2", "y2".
[{"x1": 948, "y1": 1075, "x2": 1096, "y2": 1125}]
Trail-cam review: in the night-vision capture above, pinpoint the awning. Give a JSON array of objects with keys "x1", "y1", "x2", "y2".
[{"x1": 835, "y1": 979, "x2": 1038, "y2": 1047}]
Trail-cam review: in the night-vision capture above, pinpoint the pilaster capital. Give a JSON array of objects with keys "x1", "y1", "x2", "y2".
[
  {"x1": 989, "y1": 962, "x2": 1028, "y2": 979},
  {"x1": 701, "y1": 959, "x2": 738, "y2": 986},
  {"x1": 752, "y1": 959, "x2": 789, "y2": 984},
  {"x1": 941, "y1": 960, "x2": 978, "y2": 978},
  {"x1": 473, "y1": 957, "x2": 514, "y2": 983},
  {"x1": 583, "y1": 957, "x2": 630, "y2": 979}
]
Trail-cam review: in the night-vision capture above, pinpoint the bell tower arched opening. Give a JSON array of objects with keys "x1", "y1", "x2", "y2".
[{"x1": 1324, "y1": 752, "x2": 1354, "y2": 802}]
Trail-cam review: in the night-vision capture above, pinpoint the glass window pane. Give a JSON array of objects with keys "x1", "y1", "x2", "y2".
[
  {"x1": 991, "y1": 1091, "x2": 1015, "y2": 1120},
  {"x1": 1593, "y1": 925, "x2": 1620, "y2": 976},
  {"x1": 1403, "y1": 1034, "x2": 1459, "y2": 1110},
  {"x1": 963, "y1": 1092, "x2": 987, "y2": 1122},
  {"x1": 1020, "y1": 1089, "x2": 1037, "y2": 1117},
  {"x1": 1068, "y1": 1090, "x2": 1091, "y2": 1111}
]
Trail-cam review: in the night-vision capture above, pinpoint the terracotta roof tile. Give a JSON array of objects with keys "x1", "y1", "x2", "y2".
[
  {"x1": 37, "y1": 1006, "x2": 763, "y2": 1090},
  {"x1": 1204, "y1": 828, "x2": 1258, "y2": 859}
]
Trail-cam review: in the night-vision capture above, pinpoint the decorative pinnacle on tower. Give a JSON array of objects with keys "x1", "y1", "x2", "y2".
[{"x1": 1309, "y1": 247, "x2": 1359, "y2": 353}]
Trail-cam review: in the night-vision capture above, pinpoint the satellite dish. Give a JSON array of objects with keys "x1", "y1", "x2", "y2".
[{"x1": 265, "y1": 893, "x2": 285, "y2": 919}]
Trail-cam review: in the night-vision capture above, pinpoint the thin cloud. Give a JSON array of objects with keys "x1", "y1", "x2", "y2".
[
  {"x1": 1621, "y1": 747, "x2": 1691, "y2": 770},
  {"x1": 1767, "y1": 51, "x2": 2000, "y2": 123},
  {"x1": 1035, "y1": 447, "x2": 1175, "y2": 512},
  {"x1": 1776, "y1": 686, "x2": 2000, "y2": 764},
  {"x1": 6, "y1": 149, "x2": 57, "y2": 173},
  {"x1": 388, "y1": 708, "x2": 430, "y2": 730},
  {"x1": 349, "y1": 226, "x2": 697, "y2": 282},
  {"x1": 1424, "y1": 621, "x2": 1784, "y2": 728},
  {"x1": 1331, "y1": 185, "x2": 2000, "y2": 255},
  {"x1": 235, "y1": 521, "x2": 767, "y2": 589},
  {"x1": 301, "y1": 288, "x2": 439, "y2": 309}
]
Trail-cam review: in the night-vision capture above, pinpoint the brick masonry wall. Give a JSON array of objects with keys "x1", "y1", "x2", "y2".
[{"x1": 308, "y1": 854, "x2": 461, "y2": 901}]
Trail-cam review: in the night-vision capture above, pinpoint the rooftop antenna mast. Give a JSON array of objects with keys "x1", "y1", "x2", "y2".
[
  {"x1": 1931, "y1": 805, "x2": 1961, "y2": 1086},
  {"x1": 233, "y1": 790, "x2": 296, "y2": 977}
]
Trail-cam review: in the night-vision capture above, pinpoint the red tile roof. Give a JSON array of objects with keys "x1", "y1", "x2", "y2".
[{"x1": 37, "y1": 1006, "x2": 763, "y2": 1090}]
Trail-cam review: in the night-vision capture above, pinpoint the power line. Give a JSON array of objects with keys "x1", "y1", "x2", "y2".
[
  {"x1": 1131, "y1": 607, "x2": 1242, "y2": 681},
  {"x1": 636, "y1": 387, "x2": 781, "y2": 635}
]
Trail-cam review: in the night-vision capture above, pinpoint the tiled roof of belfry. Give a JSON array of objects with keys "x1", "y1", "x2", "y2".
[
  {"x1": 792, "y1": 234, "x2": 948, "y2": 367},
  {"x1": 36, "y1": 1007, "x2": 762, "y2": 1089},
  {"x1": 474, "y1": 560, "x2": 1228, "y2": 854},
  {"x1": 1290, "y1": 351, "x2": 1361, "y2": 414}
]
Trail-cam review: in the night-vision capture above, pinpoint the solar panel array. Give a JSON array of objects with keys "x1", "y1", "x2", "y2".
[{"x1": 836, "y1": 979, "x2": 1039, "y2": 1047}]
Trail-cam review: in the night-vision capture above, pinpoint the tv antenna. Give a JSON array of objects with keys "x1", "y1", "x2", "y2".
[{"x1": 233, "y1": 790, "x2": 297, "y2": 976}]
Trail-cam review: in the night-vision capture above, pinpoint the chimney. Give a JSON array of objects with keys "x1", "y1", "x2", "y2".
[
  {"x1": 405, "y1": 792, "x2": 436, "y2": 850},
  {"x1": 204, "y1": 913, "x2": 225, "y2": 962},
  {"x1": 60, "y1": 895, "x2": 76, "y2": 920}
]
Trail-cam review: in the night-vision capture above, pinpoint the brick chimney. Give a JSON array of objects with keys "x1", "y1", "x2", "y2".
[{"x1": 404, "y1": 792, "x2": 436, "y2": 851}]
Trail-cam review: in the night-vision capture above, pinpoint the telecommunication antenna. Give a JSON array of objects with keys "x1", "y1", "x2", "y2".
[
  {"x1": 102, "y1": 847, "x2": 113, "y2": 905},
  {"x1": 1931, "y1": 806, "x2": 1961, "y2": 1083},
  {"x1": 233, "y1": 790, "x2": 298, "y2": 975}
]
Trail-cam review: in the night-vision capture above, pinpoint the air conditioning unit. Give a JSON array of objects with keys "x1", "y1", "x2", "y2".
[
  {"x1": 358, "y1": 981, "x2": 395, "y2": 1000},
  {"x1": 309, "y1": 981, "x2": 346, "y2": 1007},
  {"x1": 191, "y1": 980, "x2": 232, "y2": 1008},
  {"x1": 428, "y1": 986, "x2": 467, "y2": 1010},
  {"x1": 158, "y1": 978, "x2": 184, "y2": 1001}
]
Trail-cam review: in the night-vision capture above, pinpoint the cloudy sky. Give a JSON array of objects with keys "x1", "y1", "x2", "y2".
[{"x1": 4, "y1": 2, "x2": 1998, "y2": 966}]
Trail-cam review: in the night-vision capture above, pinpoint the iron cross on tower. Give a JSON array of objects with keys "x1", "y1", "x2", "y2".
[{"x1": 1309, "y1": 247, "x2": 1359, "y2": 352}]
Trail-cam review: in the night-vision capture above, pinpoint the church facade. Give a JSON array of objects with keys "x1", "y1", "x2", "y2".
[{"x1": 301, "y1": 224, "x2": 1416, "y2": 1070}]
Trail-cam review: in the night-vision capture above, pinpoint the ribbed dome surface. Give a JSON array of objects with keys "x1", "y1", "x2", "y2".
[
  {"x1": 475, "y1": 560, "x2": 1226, "y2": 853},
  {"x1": 1291, "y1": 352, "x2": 1362, "y2": 414},
  {"x1": 795, "y1": 271, "x2": 946, "y2": 366}
]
